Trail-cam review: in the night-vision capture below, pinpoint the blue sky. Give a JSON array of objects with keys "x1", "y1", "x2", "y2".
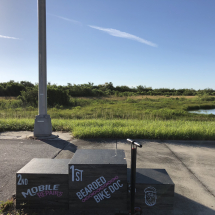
[{"x1": 0, "y1": 0, "x2": 215, "y2": 89}]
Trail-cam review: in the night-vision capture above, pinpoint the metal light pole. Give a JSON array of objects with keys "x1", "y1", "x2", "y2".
[{"x1": 34, "y1": 0, "x2": 52, "y2": 137}]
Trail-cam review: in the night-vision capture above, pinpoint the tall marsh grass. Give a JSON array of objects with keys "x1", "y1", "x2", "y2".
[
  {"x1": 0, "y1": 96, "x2": 215, "y2": 121},
  {"x1": 0, "y1": 96, "x2": 215, "y2": 140}
]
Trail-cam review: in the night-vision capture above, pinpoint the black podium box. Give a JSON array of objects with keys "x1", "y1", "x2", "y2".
[
  {"x1": 69, "y1": 149, "x2": 127, "y2": 211},
  {"x1": 127, "y1": 169, "x2": 174, "y2": 210},
  {"x1": 16, "y1": 158, "x2": 70, "y2": 209}
]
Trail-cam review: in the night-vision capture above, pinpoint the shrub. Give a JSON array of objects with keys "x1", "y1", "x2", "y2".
[
  {"x1": 47, "y1": 86, "x2": 70, "y2": 107},
  {"x1": 18, "y1": 87, "x2": 38, "y2": 107}
]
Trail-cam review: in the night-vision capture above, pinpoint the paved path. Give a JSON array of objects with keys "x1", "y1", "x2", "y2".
[{"x1": 0, "y1": 131, "x2": 214, "y2": 215}]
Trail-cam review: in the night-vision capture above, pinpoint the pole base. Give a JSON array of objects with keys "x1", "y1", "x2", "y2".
[
  {"x1": 34, "y1": 114, "x2": 52, "y2": 137},
  {"x1": 28, "y1": 134, "x2": 59, "y2": 140}
]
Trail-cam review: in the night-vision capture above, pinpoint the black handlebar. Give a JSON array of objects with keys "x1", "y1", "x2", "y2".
[{"x1": 127, "y1": 138, "x2": 142, "y2": 148}]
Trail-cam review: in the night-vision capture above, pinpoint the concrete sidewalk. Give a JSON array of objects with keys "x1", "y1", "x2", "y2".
[{"x1": 0, "y1": 131, "x2": 214, "y2": 215}]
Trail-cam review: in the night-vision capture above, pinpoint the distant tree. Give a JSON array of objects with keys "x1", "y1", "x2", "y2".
[
  {"x1": 115, "y1": 85, "x2": 131, "y2": 92},
  {"x1": 0, "y1": 85, "x2": 4, "y2": 96},
  {"x1": 5, "y1": 81, "x2": 25, "y2": 96},
  {"x1": 104, "y1": 82, "x2": 114, "y2": 90},
  {"x1": 18, "y1": 87, "x2": 38, "y2": 107},
  {"x1": 136, "y1": 85, "x2": 145, "y2": 93},
  {"x1": 47, "y1": 85, "x2": 70, "y2": 107},
  {"x1": 20, "y1": 81, "x2": 34, "y2": 88}
]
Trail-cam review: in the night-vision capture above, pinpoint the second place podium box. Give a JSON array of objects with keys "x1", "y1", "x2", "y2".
[{"x1": 16, "y1": 159, "x2": 69, "y2": 209}]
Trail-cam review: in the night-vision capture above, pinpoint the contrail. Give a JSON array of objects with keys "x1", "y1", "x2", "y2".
[
  {"x1": 88, "y1": 25, "x2": 157, "y2": 47},
  {"x1": 49, "y1": 14, "x2": 82, "y2": 25},
  {"x1": 0, "y1": 35, "x2": 19, "y2": 39}
]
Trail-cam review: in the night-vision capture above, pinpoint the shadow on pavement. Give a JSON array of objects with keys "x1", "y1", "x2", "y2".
[
  {"x1": 37, "y1": 138, "x2": 77, "y2": 159},
  {"x1": 164, "y1": 139, "x2": 215, "y2": 149}
]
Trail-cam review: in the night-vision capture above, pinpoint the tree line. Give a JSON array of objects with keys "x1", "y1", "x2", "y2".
[
  {"x1": 0, "y1": 80, "x2": 214, "y2": 107},
  {"x1": 1, "y1": 80, "x2": 215, "y2": 98}
]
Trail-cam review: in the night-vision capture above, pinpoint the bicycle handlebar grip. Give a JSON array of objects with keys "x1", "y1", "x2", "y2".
[
  {"x1": 127, "y1": 138, "x2": 142, "y2": 148},
  {"x1": 127, "y1": 138, "x2": 133, "y2": 143}
]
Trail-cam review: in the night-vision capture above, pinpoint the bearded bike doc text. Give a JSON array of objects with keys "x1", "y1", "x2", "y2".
[{"x1": 76, "y1": 176, "x2": 123, "y2": 203}]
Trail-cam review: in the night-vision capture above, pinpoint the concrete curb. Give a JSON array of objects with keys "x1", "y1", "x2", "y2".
[{"x1": 0, "y1": 131, "x2": 73, "y2": 141}]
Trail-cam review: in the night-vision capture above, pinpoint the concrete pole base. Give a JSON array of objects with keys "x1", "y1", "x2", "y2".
[
  {"x1": 34, "y1": 114, "x2": 52, "y2": 137},
  {"x1": 28, "y1": 134, "x2": 59, "y2": 140}
]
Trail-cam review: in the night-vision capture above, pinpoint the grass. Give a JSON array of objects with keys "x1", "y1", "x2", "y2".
[
  {"x1": 0, "y1": 199, "x2": 14, "y2": 213},
  {"x1": 0, "y1": 96, "x2": 215, "y2": 121},
  {"x1": 1, "y1": 118, "x2": 215, "y2": 140},
  {"x1": 0, "y1": 198, "x2": 25, "y2": 215},
  {"x1": 0, "y1": 95, "x2": 215, "y2": 140}
]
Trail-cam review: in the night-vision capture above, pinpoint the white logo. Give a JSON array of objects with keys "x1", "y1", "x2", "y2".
[
  {"x1": 17, "y1": 174, "x2": 28, "y2": 185},
  {"x1": 70, "y1": 165, "x2": 83, "y2": 181},
  {"x1": 144, "y1": 187, "x2": 157, "y2": 206}
]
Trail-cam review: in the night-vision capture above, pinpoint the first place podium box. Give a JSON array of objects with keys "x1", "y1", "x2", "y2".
[
  {"x1": 69, "y1": 149, "x2": 127, "y2": 211},
  {"x1": 127, "y1": 169, "x2": 175, "y2": 210},
  {"x1": 16, "y1": 158, "x2": 70, "y2": 209}
]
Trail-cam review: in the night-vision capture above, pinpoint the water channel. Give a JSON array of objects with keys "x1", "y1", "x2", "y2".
[{"x1": 188, "y1": 109, "x2": 215, "y2": 115}]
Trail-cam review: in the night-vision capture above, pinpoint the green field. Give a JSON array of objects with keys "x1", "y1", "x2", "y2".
[{"x1": 0, "y1": 95, "x2": 215, "y2": 140}]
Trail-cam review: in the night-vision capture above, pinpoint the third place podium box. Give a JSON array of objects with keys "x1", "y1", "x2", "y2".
[
  {"x1": 16, "y1": 158, "x2": 69, "y2": 209},
  {"x1": 127, "y1": 169, "x2": 174, "y2": 210},
  {"x1": 69, "y1": 149, "x2": 127, "y2": 211}
]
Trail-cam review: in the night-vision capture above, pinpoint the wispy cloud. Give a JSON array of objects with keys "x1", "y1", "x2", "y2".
[
  {"x1": 0, "y1": 35, "x2": 19, "y2": 39},
  {"x1": 88, "y1": 25, "x2": 157, "y2": 47},
  {"x1": 49, "y1": 14, "x2": 82, "y2": 25}
]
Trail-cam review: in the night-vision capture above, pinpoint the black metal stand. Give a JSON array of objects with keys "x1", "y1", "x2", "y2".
[{"x1": 127, "y1": 138, "x2": 142, "y2": 215}]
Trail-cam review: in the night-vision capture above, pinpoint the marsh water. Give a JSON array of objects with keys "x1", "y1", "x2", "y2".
[{"x1": 188, "y1": 109, "x2": 215, "y2": 115}]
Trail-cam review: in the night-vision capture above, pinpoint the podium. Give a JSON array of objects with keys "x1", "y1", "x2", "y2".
[
  {"x1": 68, "y1": 149, "x2": 127, "y2": 211},
  {"x1": 127, "y1": 168, "x2": 174, "y2": 210},
  {"x1": 16, "y1": 148, "x2": 175, "y2": 211},
  {"x1": 16, "y1": 159, "x2": 69, "y2": 209}
]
